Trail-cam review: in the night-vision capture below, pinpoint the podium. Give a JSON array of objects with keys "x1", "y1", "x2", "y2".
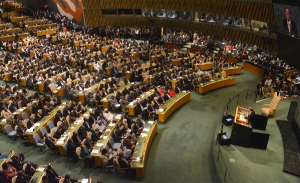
[{"x1": 230, "y1": 106, "x2": 270, "y2": 149}]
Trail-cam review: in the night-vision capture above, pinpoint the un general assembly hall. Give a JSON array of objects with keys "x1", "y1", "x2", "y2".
[{"x1": 0, "y1": 0, "x2": 300, "y2": 182}]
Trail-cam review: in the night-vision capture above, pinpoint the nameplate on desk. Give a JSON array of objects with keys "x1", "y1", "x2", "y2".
[{"x1": 132, "y1": 157, "x2": 140, "y2": 162}]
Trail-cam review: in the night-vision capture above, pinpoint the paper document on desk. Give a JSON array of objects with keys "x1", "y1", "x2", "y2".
[
  {"x1": 115, "y1": 114, "x2": 122, "y2": 119},
  {"x1": 36, "y1": 167, "x2": 45, "y2": 172},
  {"x1": 148, "y1": 121, "x2": 154, "y2": 124},
  {"x1": 132, "y1": 157, "x2": 140, "y2": 162},
  {"x1": 96, "y1": 143, "x2": 103, "y2": 147},
  {"x1": 91, "y1": 149, "x2": 99, "y2": 154},
  {"x1": 26, "y1": 128, "x2": 33, "y2": 133},
  {"x1": 143, "y1": 128, "x2": 150, "y2": 132},
  {"x1": 103, "y1": 136, "x2": 107, "y2": 139},
  {"x1": 158, "y1": 109, "x2": 163, "y2": 112},
  {"x1": 129, "y1": 102, "x2": 134, "y2": 106},
  {"x1": 108, "y1": 123, "x2": 115, "y2": 127},
  {"x1": 105, "y1": 128, "x2": 111, "y2": 132},
  {"x1": 56, "y1": 140, "x2": 64, "y2": 145},
  {"x1": 140, "y1": 133, "x2": 147, "y2": 137},
  {"x1": 81, "y1": 179, "x2": 89, "y2": 183},
  {"x1": 83, "y1": 114, "x2": 88, "y2": 117}
]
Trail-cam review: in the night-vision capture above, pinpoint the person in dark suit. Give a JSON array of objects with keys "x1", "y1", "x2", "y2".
[
  {"x1": 53, "y1": 126, "x2": 63, "y2": 139},
  {"x1": 174, "y1": 86, "x2": 181, "y2": 94},
  {"x1": 63, "y1": 174, "x2": 78, "y2": 183},
  {"x1": 16, "y1": 171, "x2": 30, "y2": 183},
  {"x1": 71, "y1": 132, "x2": 82, "y2": 147},
  {"x1": 245, "y1": 107, "x2": 255, "y2": 124},
  {"x1": 24, "y1": 162, "x2": 36, "y2": 177},
  {"x1": 46, "y1": 164, "x2": 61, "y2": 183},
  {"x1": 54, "y1": 110, "x2": 64, "y2": 126},
  {"x1": 16, "y1": 122, "x2": 28, "y2": 140},
  {"x1": 67, "y1": 139, "x2": 78, "y2": 161},
  {"x1": 91, "y1": 129, "x2": 101, "y2": 142},
  {"x1": 44, "y1": 134, "x2": 58, "y2": 153},
  {"x1": 282, "y1": 8, "x2": 298, "y2": 36}
]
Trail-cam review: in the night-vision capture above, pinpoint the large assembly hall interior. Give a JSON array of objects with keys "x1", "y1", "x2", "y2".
[{"x1": 0, "y1": 0, "x2": 300, "y2": 182}]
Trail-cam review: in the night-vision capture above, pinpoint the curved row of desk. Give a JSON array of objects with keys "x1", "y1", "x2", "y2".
[{"x1": 198, "y1": 77, "x2": 236, "y2": 94}]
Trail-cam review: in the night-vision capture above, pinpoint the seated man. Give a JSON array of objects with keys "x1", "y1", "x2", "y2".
[
  {"x1": 24, "y1": 162, "x2": 36, "y2": 177},
  {"x1": 44, "y1": 134, "x2": 59, "y2": 154},
  {"x1": 63, "y1": 174, "x2": 78, "y2": 183},
  {"x1": 16, "y1": 121, "x2": 28, "y2": 140},
  {"x1": 53, "y1": 126, "x2": 64, "y2": 139},
  {"x1": 103, "y1": 108, "x2": 114, "y2": 123}
]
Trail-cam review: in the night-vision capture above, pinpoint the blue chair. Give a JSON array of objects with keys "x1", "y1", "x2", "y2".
[
  {"x1": 4, "y1": 124, "x2": 17, "y2": 140},
  {"x1": 109, "y1": 136, "x2": 121, "y2": 151},
  {"x1": 40, "y1": 127, "x2": 51, "y2": 137},
  {"x1": 47, "y1": 121, "x2": 57, "y2": 131},
  {"x1": 22, "y1": 112, "x2": 29, "y2": 120},
  {"x1": 33, "y1": 134, "x2": 46, "y2": 151}
]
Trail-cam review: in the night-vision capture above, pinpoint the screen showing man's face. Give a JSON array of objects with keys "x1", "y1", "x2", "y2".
[{"x1": 285, "y1": 8, "x2": 291, "y2": 21}]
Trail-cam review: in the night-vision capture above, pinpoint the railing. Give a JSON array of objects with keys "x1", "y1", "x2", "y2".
[{"x1": 215, "y1": 89, "x2": 257, "y2": 183}]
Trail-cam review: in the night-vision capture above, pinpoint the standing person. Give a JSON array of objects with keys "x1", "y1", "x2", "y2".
[{"x1": 245, "y1": 107, "x2": 255, "y2": 125}]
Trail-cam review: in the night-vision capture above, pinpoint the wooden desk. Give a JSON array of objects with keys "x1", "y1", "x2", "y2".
[
  {"x1": 116, "y1": 49, "x2": 123, "y2": 55},
  {"x1": 37, "y1": 81, "x2": 44, "y2": 92},
  {"x1": 157, "y1": 92, "x2": 191, "y2": 123},
  {"x1": 126, "y1": 71, "x2": 132, "y2": 80},
  {"x1": 4, "y1": 73, "x2": 11, "y2": 82},
  {"x1": 106, "y1": 68, "x2": 112, "y2": 76},
  {"x1": 131, "y1": 121, "x2": 158, "y2": 177},
  {"x1": 55, "y1": 117, "x2": 85, "y2": 155},
  {"x1": 21, "y1": 77, "x2": 26, "y2": 86},
  {"x1": 74, "y1": 41, "x2": 80, "y2": 47},
  {"x1": 133, "y1": 52, "x2": 141, "y2": 59},
  {"x1": 90, "y1": 116, "x2": 123, "y2": 166},
  {"x1": 0, "y1": 35, "x2": 15, "y2": 42},
  {"x1": 194, "y1": 62, "x2": 212, "y2": 70},
  {"x1": 36, "y1": 28, "x2": 58, "y2": 36},
  {"x1": 25, "y1": 103, "x2": 66, "y2": 143},
  {"x1": 1, "y1": 12, "x2": 17, "y2": 18},
  {"x1": 101, "y1": 46, "x2": 108, "y2": 53},
  {"x1": 243, "y1": 62, "x2": 264, "y2": 77},
  {"x1": 0, "y1": 151, "x2": 15, "y2": 168},
  {"x1": 150, "y1": 55, "x2": 161, "y2": 62},
  {"x1": 164, "y1": 43, "x2": 182, "y2": 50},
  {"x1": 126, "y1": 90, "x2": 154, "y2": 116},
  {"x1": 198, "y1": 77, "x2": 236, "y2": 94},
  {"x1": 101, "y1": 84, "x2": 132, "y2": 110},
  {"x1": 29, "y1": 164, "x2": 47, "y2": 183},
  {"x1": 57, "y1": 87, "x2": 65, "y2": 97},
  {"x1": 10, "y1": 16, "x2": 28, "y2": 23},
  {"x1": 171, "y1": 80, "x2": 178, "y2": 88},
  {"x1": 187, "y1": 47, "x2": 206, "y2": 54},
  {"x1": 172, "y1": 59, "x2": 181, "y2": 66},
  {"x1": 223, "y1": 67, "x2": 242, "y2": 75}
]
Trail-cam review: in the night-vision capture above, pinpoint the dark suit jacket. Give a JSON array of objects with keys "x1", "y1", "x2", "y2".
[
  {"x1": 283, "y1": 19, "x2": 298, "y2": 35},
  {"x1": 53, "y1": 130, "x2": 62, "y2": 139}
]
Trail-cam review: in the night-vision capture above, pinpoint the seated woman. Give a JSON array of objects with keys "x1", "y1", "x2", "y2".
[
  {"x1": 101, "y1": 148, "x2": 115, "y2": 168},
  {"x1": 117, "y1": 152, "x2": 131, "y2": 170},
  {"x1": 262, "y1": 85, "x2": 271, "y2": 98},
  {"x1": 80, "y1": 145, "x2": 96, "y2": 168}
]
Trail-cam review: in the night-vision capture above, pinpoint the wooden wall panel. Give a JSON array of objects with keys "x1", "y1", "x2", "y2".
[{"x1": 82, "y1": 0, "x2": 277, "y2": 52}]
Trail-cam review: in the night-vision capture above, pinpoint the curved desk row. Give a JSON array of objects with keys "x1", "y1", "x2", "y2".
[
  {"x1": 223, "y1": 67, "x2": 242, "y2": 75},
  {"x1": 25, "y1": 103, "x2": 67, "y2": 143},
  {"x1": 198, "y1": 77, "x2": 236, "y2": 94},
  {"x1": 194, "y1": 62, "x2": 212, "y2": 70},
  {"x1": 243, "y1": 62, "x2": 264, "y2": 77},
  {"x1": 90, "y1": 116, "x2": 123, "y2": 166},
  {"x1": 131, "y1": 121, "x2": 158, "y2": 177},
  {"x1": 157, "y1": 92, "x2": 191, "y2": 123},
  {"x1": 126, "y1": 90, "x2": 155, "y2": 116}
]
